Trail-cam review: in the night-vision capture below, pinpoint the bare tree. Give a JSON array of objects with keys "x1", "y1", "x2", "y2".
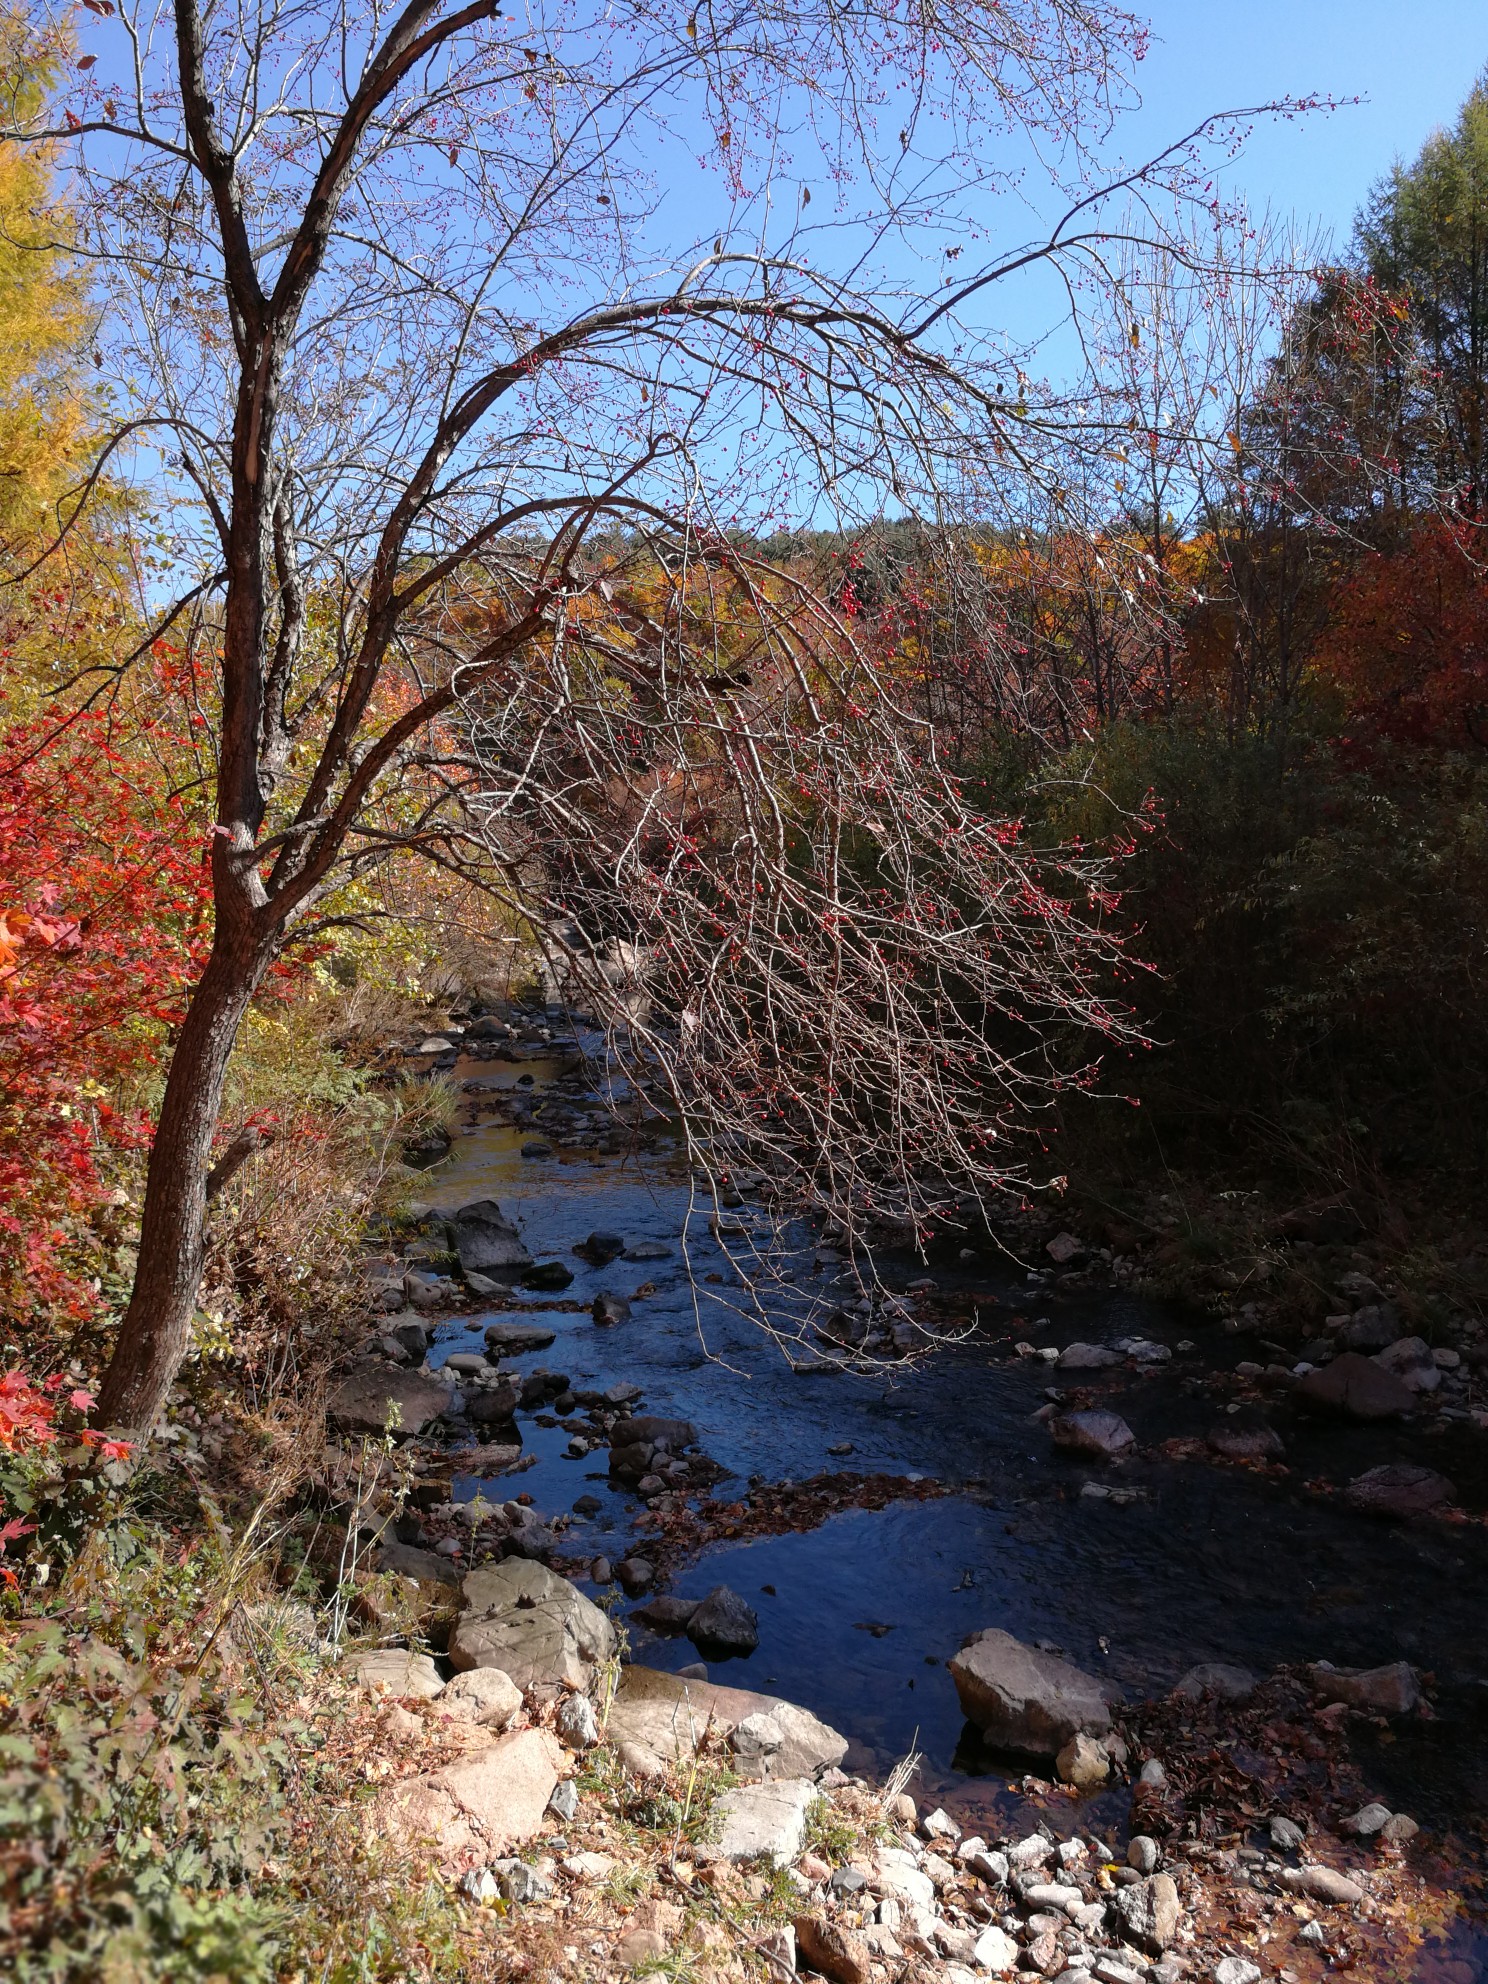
[{"x1": 8, "y1": 0, "x2": 1287, "y2": 1428}]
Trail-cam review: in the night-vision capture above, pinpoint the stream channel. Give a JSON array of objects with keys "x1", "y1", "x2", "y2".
[{"x1": 408, "y1": 1040, "x2": 1488, "y2": 1959}]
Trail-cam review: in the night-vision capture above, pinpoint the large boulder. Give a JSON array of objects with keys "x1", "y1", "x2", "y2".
[
  {"x1": 449, "y1": 1559, "x2": 615, "y2": 1690},
  {"x1": 604, "y1": 1665, "x2": 847, "y2": 1781},
  {"x1": 373, "y1": 1728, "x2": 562, "y2": 1865},
  {"x1": 452, "y1": 1199, "x2": 534, "y2": 1274},
  {"x1": 949, "y1": 1628, "x2": 1112, "y2": 1759},
  {"x1": 1296, "y1": 1353, "x2": 1415, "y2": 1421},
  {"x1": 329, "y1": 1361, "x2": 452, "y2": 1436}
]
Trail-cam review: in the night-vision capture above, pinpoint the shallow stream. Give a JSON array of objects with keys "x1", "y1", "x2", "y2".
[{"x1": 412, "y1": 1047, "x2": 1488, "y2": 1944}]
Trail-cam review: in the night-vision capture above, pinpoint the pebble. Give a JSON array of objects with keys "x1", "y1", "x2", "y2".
[{"x1": 1128, "y1": 1836, "x2": 1159, "y2": 1874}]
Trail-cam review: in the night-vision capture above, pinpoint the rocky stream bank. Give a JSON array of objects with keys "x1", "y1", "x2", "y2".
[{"x1": 276, "y1": 1001, "x2": 1488, "y2": 1982}]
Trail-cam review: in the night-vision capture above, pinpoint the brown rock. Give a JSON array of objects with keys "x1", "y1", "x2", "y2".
[
  {"x1": 1309, "y1": 1659, "x2": 1420, "y2": 1715},
  {"x1": 616, "y1": 1928, "x2": 669, "y2": 1968},
  {"x1": 373, "y1": 1727, "x2": 563, "y2": 1863},
  {"x1": 605, "y1": 1664, "x2": 847, "y2": 1779},
  {"x1": 949, "y1": 1628, "x2": 1113, "y2": 1759},
  {"x1": 329, "y1": 1361, "x2": 452, "y2": 1436},
  {"x1": 1295, "y1": 1353, "x2": 1414, "y2": 1421},
  {"x1": 793, "y1": 1912, "x2": 872, "y2": 1984},
  {"x1": 1282, "y1": 1864, "x2": 1365, "y2": 1905}
]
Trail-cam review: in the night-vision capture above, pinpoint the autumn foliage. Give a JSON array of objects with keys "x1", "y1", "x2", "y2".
[{"x1": 0, "y1": 708, "x2": 211, "y2": 1333}]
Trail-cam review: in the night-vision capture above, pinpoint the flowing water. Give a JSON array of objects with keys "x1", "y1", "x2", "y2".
[{"x1": 411, "y1": 1046, "x2": 1488, "y2": 1963}]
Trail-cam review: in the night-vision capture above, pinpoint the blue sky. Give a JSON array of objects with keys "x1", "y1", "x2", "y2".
[{"x1": 1130, "y1": 0, "x2": 1485, "y2": 248}]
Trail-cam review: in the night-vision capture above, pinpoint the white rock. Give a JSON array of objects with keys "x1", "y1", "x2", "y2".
[
  {"x1": 704, "y1": 1778, "x2": 818, "y2": 1866},
  {"x1": 974, "y1": 1925, "x2": 1020, "y2": 1974},
  {"x1": 875, "y1": 1845, "x2": 936, "y2": 1910}
]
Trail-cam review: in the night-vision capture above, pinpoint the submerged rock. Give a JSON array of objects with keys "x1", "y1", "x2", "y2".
[
  {"x1": 949, "y1": 1628, "x2": 1113, "y2": 1759},
  {"x1": 1344, "y1": 1463, "x2": 1456, "y2": 1519},
  {"x1": 1172, "y1": 1663, "x2": 1257, "y2": 1703}
]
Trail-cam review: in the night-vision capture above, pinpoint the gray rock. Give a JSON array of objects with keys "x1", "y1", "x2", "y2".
[
  {"x1": 632, "y1": 1595, "x2": 700, "y2": 1633},
  {"x1": 1058, "y1": 1342, "x2": 1124, "y2": 1370},
  {"x1": 1341, "y1": 1303, "x2": 1401, "y2": 1351},
  {"x1": 1382, "y1": 1812, "x2": 1420, "y2": 1843},
  {"x1": 556, "y1": 1691, "x2": 600, "y2": 1749},
  {"x1": 329, "y1": 1360, "x2": 452, "y2": 1436},
  {"x1": 1110, "y1": 1873, "x2": 1181, "y2": 1952},
  {"x1": 548, "y1": 1778, "x2": 579, "y2": 1822},
  {"x1": 464, "y1": 1270, "x2": 510, "y2": 1298},
  {"x1": 615, "y1": 1558, "x2": 654, "y2": 1594},
  {"x1": 1270, "y1": 1815, "x2": 1305, "y2": 1850},
  {"x1": 1128, "y1": 1836, "x2": 1159, "y2": 1874},
  {"x1": 1050, "y1": 1410, "x2": 1135, "y2": 1460},
  {"x1": 492, "y1": 1857, "x2": 554, "y2": 1903},
  {"x1": 592, "y1": 1292, "x2": 632, "y2": 1326},
  {"x1": 1172, "y1": 1662, "x2": 1257, "y2": 1703},
  {"x1": 1296, "y1": 1353, "x2": 1415, "y2": 1421},
  {"x1": 1213, "y1": 1960, "x2": 1261, "y2": 1984},
  {"x1": 1373, "y1": 1336, "x2": 1441, "y2": 1392},
  {"x1": 623, "y1": 1240, "x2": 673, "y2": 1261},
  {"x1": 449, "y1": 1559, "x2": 616, "y2": 1689},
  {"x1": 688, "y1": 1585, "x2": 760, "y2": 1656},
  {"x1": 704, "y1": 1778, "x2": 818, "y2": 1865},
  {"x1": 1309, "y1": 1659, "x2": 1420, "y2": 1715},
  {"x1": 452, "y1": 1199, "x2": 534, "y2": 1274},
  {"x1": 949, "y1": 1628, "x2": 1113, "y2": 1759},
  {"x1": 1344, "y1": 1464, "x2": 1455, "y2": 1518},
  {"x1": 1342, "y1": 1802, "x2": 1392, "y2": 1837}
]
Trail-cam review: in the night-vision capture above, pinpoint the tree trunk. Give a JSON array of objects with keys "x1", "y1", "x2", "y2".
[{"x1": 94, "y1": 929, "x2": 270, "y2": 1434}]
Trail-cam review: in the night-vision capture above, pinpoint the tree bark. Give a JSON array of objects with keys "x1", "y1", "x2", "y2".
[{"x1": 94, "y1": 928, "x2": 271, "y2": 1433}]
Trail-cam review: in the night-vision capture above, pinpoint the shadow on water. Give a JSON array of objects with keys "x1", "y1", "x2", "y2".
[{"x1": 415, "y1": 1052, "x2": 1488, "y2": 1964}]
